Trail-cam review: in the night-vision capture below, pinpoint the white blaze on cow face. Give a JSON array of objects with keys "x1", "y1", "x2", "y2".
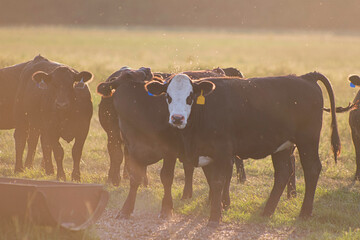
[{"x1": 166, "y1": 74, "x2": 193, "y2": 129}]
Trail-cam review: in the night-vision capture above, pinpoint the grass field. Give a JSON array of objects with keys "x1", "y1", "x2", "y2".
[{"x1": 0, "y1": 26, "x2": 360, "y2": 239}]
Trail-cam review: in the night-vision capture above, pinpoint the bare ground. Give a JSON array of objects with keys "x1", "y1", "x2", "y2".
[{"x1": 95, "y1": 209, "x2": 309, "y2": 240}]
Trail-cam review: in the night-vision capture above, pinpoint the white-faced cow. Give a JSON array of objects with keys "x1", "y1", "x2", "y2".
[
  {"x1": 145, "y1": 72, "x2": 341, "y2": 226},
  {"x1": 13, "y1": 55, "x2": 93, "y2": 181}
]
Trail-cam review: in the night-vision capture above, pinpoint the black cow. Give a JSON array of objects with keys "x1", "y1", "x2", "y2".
[
  {"x1": 99, "y1": 67, "x2": 245, "y2": 187},
  {"x1": 97, "y1": 67, "x2": 180, "y2": 219},
  {"x1": 13, "y1": 55, "x2": 93, "y2": 181},
  {"x1": 323, "y1": 75, "x2": 360, "y2": 180},
  {"x1": 145, "y1": 72, "x2": 340, "y2": 226}
]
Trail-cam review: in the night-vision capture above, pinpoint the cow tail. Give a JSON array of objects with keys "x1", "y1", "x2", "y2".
[
  {"x1": 323, "y1": 102, "x2": 357, "y2": 113},
  {"x1": 301, "y1": 72, "x2": 341, "y2": 162}
]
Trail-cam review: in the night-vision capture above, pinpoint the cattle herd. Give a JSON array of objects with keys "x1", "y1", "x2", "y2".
[{"x1": 1, "y1": 54, "x2": 360, "y2": 227}]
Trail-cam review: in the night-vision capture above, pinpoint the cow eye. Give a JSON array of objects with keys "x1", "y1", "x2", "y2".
[
  {"x1": 186, "y1": 92, "x2": 194, "y2": 105},
  {"x1": 166, "y1": 94, "x2": 172, "y2": 104},
  {"x1": 186, "y1": 95, "x2": 193, "y2": 105}
]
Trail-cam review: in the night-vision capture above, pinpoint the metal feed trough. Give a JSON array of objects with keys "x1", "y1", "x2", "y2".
[{"x1": 0, "y1": 177, "x2": 109, "y2": 231}]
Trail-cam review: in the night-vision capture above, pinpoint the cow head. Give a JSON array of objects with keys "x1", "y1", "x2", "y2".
[
  {"x1": 145, "y1": 74, "x2": 215, "y2": 129},
  {"x1": 349, "y1": 75, "x2": 360, "y2": 87},
  {"x1": 32, "y1": 66, "x2": 93, "y2": 111},
  {"x1": 97, "y1": 67, "x2": 153, "y2": 97}
]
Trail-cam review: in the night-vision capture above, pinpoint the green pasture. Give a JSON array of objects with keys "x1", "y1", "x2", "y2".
[{"x1": 0, "y1": 26, "x2": 360, "y2": 239}]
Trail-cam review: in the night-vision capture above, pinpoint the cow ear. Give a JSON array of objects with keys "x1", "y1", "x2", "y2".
[
  {"x1": 75, "y1": 71, "x2": 93, "y2": 83},
  {"x1": 32, "y1": 71, "x2": 51, "y2": 89},
  {"x1": 144, "y1": 80, "x2": 167, "y2": 96},
  {"x1": 74, "y1": 71, "x2": 93, "y2": 89},
  {"x1": 139, "y1": 67, "x2": 153, "y2": 81},
  {"x1": 349, "y1": 75, "x2": 360, "y2": 86},
  {"x1": 222, "y1": 67, "x2": 244, "y2": 78},
  {"x1": 97, "y1": 77, "x2": 118, "y2": 97},
  {"x1": 193, "y1": 80, "x2": 215, "y2": 96},
  {"x1": 32, "y1": 71, "x2": 51, "y2": 83},
  {"x1": 213, "y1": 67, "x2": 225, "y2": 75}
]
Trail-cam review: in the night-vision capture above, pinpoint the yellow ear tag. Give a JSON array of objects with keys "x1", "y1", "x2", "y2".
[{"x1": 196, "y1": 90, "x2": 205, "y2": 105}]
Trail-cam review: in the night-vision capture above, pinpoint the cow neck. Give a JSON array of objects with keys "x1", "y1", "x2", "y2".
[{"x1": 180, "y1": 102, "x2": 206, "y2": 166}]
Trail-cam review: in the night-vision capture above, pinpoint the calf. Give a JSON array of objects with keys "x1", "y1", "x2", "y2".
[
  {"x1": 324, "y1": 75, "x2": 360, "y2": 180},
  {"x1": 13, "y1": 55, "x2": 93, "y2": 181},
  {"x1": 145, "y1": 72, "x2": 340, "y2": 226}
]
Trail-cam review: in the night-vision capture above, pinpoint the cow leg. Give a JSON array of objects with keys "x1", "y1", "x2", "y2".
[
  {"x1": 14, "y1": 127, "x2": 28, "y2": 173},
  {"x1": 234, "y1": 156, "x2": 246, "y2": 183},
  {"x1": 287, "y1": 150, "x2": 297, "y2": 199},
  {"x1": 263, "y1": 148, "x2": 293, "y2": 217},
  {"x1": 24, "y1": 127, "x2": 40, "y2": 169},
  {"x1": 123, "y1": 146, "x2": 129, "y2": 180},
  {"x1": 351, "y1": 129, "x2": 360, "y2": 180},
  {"x1": 297, "y1": 141, "x2": 321, "y2": 218},
  {"x1": 159, "y1": 156, "x2": 176, "y2": 219},
  {"x1": 207, "y1": 158, "x2": 232, "y2": 227},
  {"x1": 117, "y1": 159, "x2": 145, "y2": 219},
  {"x1": 202, "y1": 165, "x2": 213, "y2": 204},
  {"x1": 222, "y1": 163, "x2": 233, "y2": 210},
  {"x1": 182, "y1": 160, "x2": 194, "y2": 199},
  {"x1": 71, "y1": 135, "x2": 87, "y2": 182},
  {"x1": 40, "y1": 134, "x2": 54, "y2": 175},
  {"x1": 107, "y1": 132, "x2": 123, "y2": 186},
  {"x1": 53, "y1": 139, "x2": 66, "y2": 181}
]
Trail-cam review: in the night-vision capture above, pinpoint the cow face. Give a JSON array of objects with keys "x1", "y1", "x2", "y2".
[
  {"x1": 145, "y1": 74, "x2": 215, "y2": 129},
  {"x1": 32, "y1": 67, "x2": 92, "y2": 111}
]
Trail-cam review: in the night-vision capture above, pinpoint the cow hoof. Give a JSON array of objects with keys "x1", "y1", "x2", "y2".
[
  {"x1": 45, "y1": 167, "x2": 54, "y2": 175},
  {"x1": 14, "y1": 166, "x2": 24, "y2": 173},
  {"x1": 72, "y1": 172, "x2": 81, "y2": 182},
  {"x1": 159, "y1": 210, "x2": 172, "y2": 220},
  {"x1": 116, "y1": 212, "x2": 130, "y2": 220},
  {"x1": 24, "y1": 162, "x2": 33, "y2": 169},
  {"x1": 262, "y1": 210, "x2": 273, "y2": 218},
  {"x1": 181, "y1": 194, "x2": 192, "y2": 200},
  {"x1": 298, "y1": 212, "x2": 312, "y2": 220},
  {"x1": 222, "y1": 203, "x2": 230, "y2": 211},
  {"x1": 57, "y1": 173, "x2": 66, "y2": 181},
  {"x1": 207, "y1": 221, "x2": 219, "y2": 228},
  {"x1": 111, "y1": 177, "x2": 120, "y2": 186}
]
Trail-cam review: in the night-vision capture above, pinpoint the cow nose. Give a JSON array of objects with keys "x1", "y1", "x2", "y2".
[
  {"x1": 56, "y1": 101, "x2": 69, "y2": 110},
  {"x1": 171, "y1": 114, "x2": 185, "y2": 125}
]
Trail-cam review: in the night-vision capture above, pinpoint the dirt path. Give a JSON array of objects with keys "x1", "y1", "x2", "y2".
[{"x1": 95, "y1": 209, "x2": 308, "y2": 240}]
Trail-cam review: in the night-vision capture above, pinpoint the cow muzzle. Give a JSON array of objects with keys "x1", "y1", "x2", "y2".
[{"x1": 170, "y1": 114, "x2": 185, "y2": 128}]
